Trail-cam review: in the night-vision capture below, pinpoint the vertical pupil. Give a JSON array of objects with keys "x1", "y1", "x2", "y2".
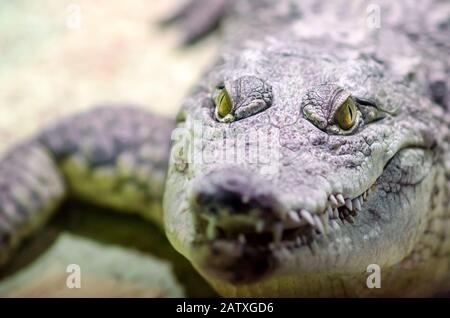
[
  {"x1": 217, "y1": 89, "x2": 232, "y2": 118},
  {"x1": 348, "y1": 104, "x2": 353, "y2": 119},
  {"x1": 219, "y1": 91, "x2": 226, "y2": 106}
]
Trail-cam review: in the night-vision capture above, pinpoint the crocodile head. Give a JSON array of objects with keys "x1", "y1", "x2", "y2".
[{"x1": 163, "y1": 40, "x2": 448, "y2": 296}]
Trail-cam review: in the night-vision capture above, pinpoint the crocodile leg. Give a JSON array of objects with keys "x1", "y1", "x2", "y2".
[{"x1": 0, "y1": 105, "x2": 175, "y2": 267}]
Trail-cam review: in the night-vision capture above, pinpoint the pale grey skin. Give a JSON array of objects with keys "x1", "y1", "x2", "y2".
[{"x1": 1, "y1": 0, "x2": 450, "y2": 297}]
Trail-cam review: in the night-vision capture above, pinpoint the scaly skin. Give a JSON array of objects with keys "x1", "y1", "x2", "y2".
[
  {"x1": 164, "y1": 0, "x2": 450, "y2": 296},
  {"x1": 1, "y1": 0, "x2": 450, "y2": 297}
]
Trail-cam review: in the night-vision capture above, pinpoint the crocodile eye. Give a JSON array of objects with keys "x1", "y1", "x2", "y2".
[
  {"x1": 301, "y1": 84, "x2": 361, "y2": 134},
  {"x1": 334, "y1": 97, "x2": 357, "y2": 130},
  {"x1": 212, "y1": 86, "x2": 235, "y2": 123},
  {"x1": 212, "y1": 77, "x2": 272, "y2": 123},
  {"x1": 215, "y1": 88, "x2": 232, "y2": 118}
]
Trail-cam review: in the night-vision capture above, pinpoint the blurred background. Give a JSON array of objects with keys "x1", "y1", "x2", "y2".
[
  {"x1": 0, "y1": 0, "x2": 218, "y2": 152},
  {"x1": 0, "y1": 0, "x2": 219, "y2": 297}
]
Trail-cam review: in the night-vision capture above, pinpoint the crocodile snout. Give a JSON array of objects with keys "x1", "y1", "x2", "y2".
[
  {"x1": 190, "y1": 167, "x2": 286, "y2": 234},
  {"x1": 189, "y1": 167, "x2": 282, "y2": 284}
]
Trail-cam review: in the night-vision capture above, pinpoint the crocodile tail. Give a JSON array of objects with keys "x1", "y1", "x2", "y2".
[
  {"x1": 0, "y1": 105, "x2": 175, "y2": 268},
  {"x1": 0, "y1": 142, "x2": 66, "y2": 266},
  {"x1": 36, "y1": 105, "x2": 175, "y2": 227}
]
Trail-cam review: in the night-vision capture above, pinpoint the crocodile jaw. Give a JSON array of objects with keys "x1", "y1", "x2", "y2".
[{"x1": 164, "y1": 140, "x2": 442, "y2": 295}]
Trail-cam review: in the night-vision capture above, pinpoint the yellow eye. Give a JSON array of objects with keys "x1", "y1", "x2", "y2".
[
  {"x1": 214, "y1": 88, "x2": 232, "y2": 118},
  {"x1": 334, "y1": 97, "x2": 357, "y2": 130}
]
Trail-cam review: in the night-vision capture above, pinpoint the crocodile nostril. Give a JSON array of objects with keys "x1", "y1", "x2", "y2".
[
  {"x1": 223, "y1": 178, "x2": 242, "y2": 190},
  {"x1": 190, "y1": 167, "x2": 286, "y2": 233},
  {"x1": 192, "y1": 173, "x2": 255, "y2": 216}
]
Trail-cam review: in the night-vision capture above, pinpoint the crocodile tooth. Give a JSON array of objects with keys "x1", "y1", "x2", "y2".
[
  {"x1": 363, "y1": 191, "x2": 368, "y2": 200},
  {"x1": 301, "y1": 236, "x2": 307, "y2": 244},
  {"x1": 255, "y1": 220, "x2": 265, "y2": 233},
  {"x1": 242, "y1": 194, "x2": 250, "y2": 204},
  {"x1": 310, "y1": 241, "x2": 319, "y2": 254},
  {"x1": 272, "y1": 223, "x2": 283, "y2": 243},
  {"x1": 206, "y1": 218, "x2": 217, "y2": 239},
  {"x1": 345, "y1": 198, "x2": 353, "y2": 211},
  {"x1": 320, "y1": 213, "x2": 329, "y2": 234},
  {"x1": 300, "y1": 209, "x2": 315, "y2": 226},
  {"x1": 336, "y1": 194, "x2": 345, "y2": 206},
  {"x1": 353, "y1": 198, "x2": 362, "y2": 211},
  {"x1": 331, "y1": 220, "x2": 340, "y2": 230},
  {"x1": 314, "y1": 215, "x2": 325, "y2": 234},
  {"x1": 327, "y1": 207, "x2": 333, "y2": 218},
  {"x1": 287, "y1": 210, "x2": 301, "y2": 224},
  {"x1": 238, "y1": 234, "x2": 246, "y2": 244},
  {"x1": 333, "y1": 208, "x2": 339, "y2": 219},
  {"x1": 296, "y1": 236, "x2": 302, "y2": 245},
  {"x1": 329, "y1": 194, "x2": 338, "y2": 207}
]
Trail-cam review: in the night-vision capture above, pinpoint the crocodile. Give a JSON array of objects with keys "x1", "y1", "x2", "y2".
[{"x1": 1, "y1": 0, "x2": 450, "y2": 297}]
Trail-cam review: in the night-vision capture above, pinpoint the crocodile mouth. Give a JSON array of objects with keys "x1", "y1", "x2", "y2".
[
  {"x1": 190, "y1": 168, "x2": 375, "y2": 284},
  {"x1": 188, "y1": 147, "x2": 436, "y2": 285},
  {"x1": 197, "y1": 188, "x2": 372, "y2": 251}
]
